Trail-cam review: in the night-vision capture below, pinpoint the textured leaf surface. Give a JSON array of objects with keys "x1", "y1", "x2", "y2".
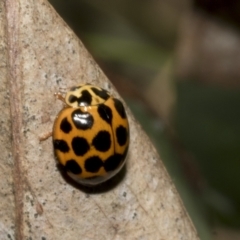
[{"x1": 0, "y1": 0, "x2": 199, "y2": 239}]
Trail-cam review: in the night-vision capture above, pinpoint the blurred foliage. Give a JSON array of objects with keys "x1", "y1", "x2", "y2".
[
  {"x1": 194, "y1": 0, "x2": 240, "y2": 29},
  {"x1": 176, "y1": 82, "x2": 240, "y2": 227},
  {"x1": 49, "y1": 0, "x2": 240, "y2": 239}
]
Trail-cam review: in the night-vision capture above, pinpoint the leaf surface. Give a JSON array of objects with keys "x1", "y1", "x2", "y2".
[{"x1": 0, "y1": 0, "x2": 199, "y2": 239}]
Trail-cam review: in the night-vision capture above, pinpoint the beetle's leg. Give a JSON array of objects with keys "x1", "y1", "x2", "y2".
[
  {"x1": 54, "y1": 92, "x2": 65, "y2": 103},
  {"x1": 39, "y1": 131, "x2": 52, "y2": 141}
]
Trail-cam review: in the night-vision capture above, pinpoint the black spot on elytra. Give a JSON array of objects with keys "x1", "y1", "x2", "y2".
[
  {"x1": 113, "y1": 98, "x2": 126, "y2": 119},
  {"x1": 116, "y1": 125, "x2": 128, "y2": 146},
  {"x1": 72, "y1": 137, "x2": 89, "y2": 156},
  {"x1": 53, "y1": 139, "x2": 69, "y2": 153},
  {"x1": 72, "y1": 109, "x2": 93, "y2": 130},
  {"x1": 68, "y1": 90, "x2": 92, "y2": 106},
  {"x1": 91, "y1": 87, "x2": 110, "y2": 100},
  {"x1": 104, "y1": 154, "x2": 123, "y2": 172},
  {"x1": 92, "y1": 131, "x2": 111, "y2": 152},
  {"x1": 84, "y1": 156, "x2": 103, "y2": 173},
  {"x1": 60, "y1": 117, "x2": 72, "y2": 133},
  {"x1": 65, "y1": 159, "x2": 82, "y2": 174},
  {"x1": 97, "y1": 104, "x2": 112, "y2": 124}
]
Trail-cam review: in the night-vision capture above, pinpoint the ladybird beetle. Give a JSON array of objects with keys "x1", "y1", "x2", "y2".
[{"x1": 53, "y1": 84, "x2": 129, "y2": 186}]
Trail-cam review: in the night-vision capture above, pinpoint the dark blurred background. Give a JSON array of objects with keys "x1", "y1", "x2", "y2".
[{"x1": 48, "y1": 1, "x2": 240, "y2": 239}]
